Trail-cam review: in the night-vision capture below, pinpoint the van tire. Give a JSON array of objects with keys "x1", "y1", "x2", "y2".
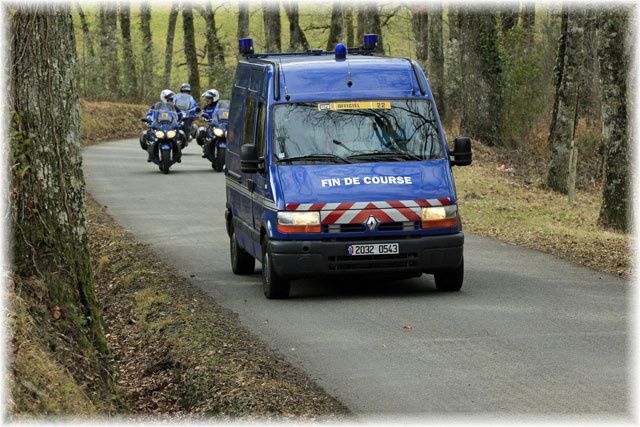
[
  {"x1": 262, "y1": 238, "x2": 290, "y2": 299},
  {"x1": 434, "y1": 257, "x2": 464, "y2": 292},
  {"x1": 230, "y1": 230, "x2": 255, "y2": 275}
]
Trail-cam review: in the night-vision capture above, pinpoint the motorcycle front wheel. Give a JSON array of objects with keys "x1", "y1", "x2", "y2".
[
  {"x1": 160, "y1": 149, "x2": 171, "y2": 174},
  {"x1": 213, "y1": 147, "x2": 225, "y2": 172}
]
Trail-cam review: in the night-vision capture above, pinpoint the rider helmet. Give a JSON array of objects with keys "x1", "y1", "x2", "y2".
[
  {"x1": 180, "y1": 83, "x2": 192, "y2": 93},
  {"x1": 201, "y1": 89, "x2": 220, "y2": 103},
  {"x1": 161, "y1": 89, "x2": 175, "y2": 104}
]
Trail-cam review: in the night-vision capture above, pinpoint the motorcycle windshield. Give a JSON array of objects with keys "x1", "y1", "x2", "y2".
[{"x1": 154, "y1": 110, "x2": 178, "y2": 125}]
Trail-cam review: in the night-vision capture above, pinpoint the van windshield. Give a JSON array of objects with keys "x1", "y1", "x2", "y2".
[{"x1": 272, "y1": 99, "x2": 444, "y2": 164}]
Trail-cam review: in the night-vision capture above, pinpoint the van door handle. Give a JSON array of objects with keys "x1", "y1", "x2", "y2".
[{"x1": 247, "y1": 179, "x2": 255, "y2": 192}]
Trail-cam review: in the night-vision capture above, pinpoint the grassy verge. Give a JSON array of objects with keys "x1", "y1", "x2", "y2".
[
  {"x1": 80, "y1": 100, "x2": 148, "y2": 145},
  {"x1": 86, "y1": 196, "x2": 349, "y2": 419},
  {"x1": 453, "y1": 143, "x2": 630, "y2": 278}
]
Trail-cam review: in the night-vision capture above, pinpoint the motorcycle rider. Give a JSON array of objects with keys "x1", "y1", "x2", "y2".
[
  {"x1": 196, "y1": 89, "x2": 221, "y2": 147},
  {"x1": 143, "y1": 89, "x2": 184, "y2": 163},
  {"x1": 174, "y1": 83, "x2": 199, "y2": 141}
]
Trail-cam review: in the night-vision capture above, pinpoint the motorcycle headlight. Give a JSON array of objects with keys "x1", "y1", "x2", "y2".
[
  {"x1": 213, "y1": 128, "x2": 224, "y2": 138},
  {"x1": 166, "y1": 130, "x2": 177, "y2": 139},
  {"x1": 154, "y1": 130, "x2": 165, "y2": 139}
]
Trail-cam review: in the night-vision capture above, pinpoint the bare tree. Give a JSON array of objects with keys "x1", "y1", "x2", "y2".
[
  {"x1": 140, "y1": 1, "x2": 154, "y2": 100},
  {"x1": 119, "y1": 2, "x2": 138, "y2": 100},
  {"x1": 546, "y1": 9, "x2": 584, "y2": 193},
  {"x1": 237, "y1": 1, "x2": 250, "y2": 40},
  {"x1": 283, "y1": 0, "x2": 309, "y2": 51},
  {"x1": 263, "y1": 0, "x2": 282, "y2": 52},
  {"x1": 428, "y1": 4, "x2": 444, "y2": 118},
  {"x1": 326, "y1": 2, "x2": 345, "y2": 51},
  {"x1": 460, "y1": 11, "x2": 503, "y2": 146},
  {"x1": 182, "y1": 4, "x2": 201, "y2": 97},
  {"x1": 411, "y1": 5, "x2": 428, "y2": 66},
  {"x1": 345, "y1": 6, "x2": 354, "y2": 47},
  {"x1": 163, "y1": 3, "x2": 179, "y2": 89},
  {"x1": 597, "y1": 8, "x2": 630, "y2": 230},
  {"x1": 98, "y1": 3, "x2": 119, "y2": 98},
  {"x1": 199, "y1": 3, "x2": 226, "y2": 87}
]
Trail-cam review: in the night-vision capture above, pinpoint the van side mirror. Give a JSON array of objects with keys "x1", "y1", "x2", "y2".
[
  {"x1": 452, "y1": 136, "x2": 472, "y2": 166},
  {"x1": 240, "y1": 144, "x2": 260, "y2": 173}
]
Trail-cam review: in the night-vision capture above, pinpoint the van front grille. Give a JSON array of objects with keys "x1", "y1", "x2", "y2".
[{"x1": 328, "y1": 253, "x2": 418, "y2": 272}]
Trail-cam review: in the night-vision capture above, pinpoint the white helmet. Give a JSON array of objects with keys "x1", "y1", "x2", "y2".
[
  {"x1": 201, "y1": 89, "x2": 220, "y2": 103},
  {"x1": 160, "y1": 89, "x2": 175, "y2": 103}
]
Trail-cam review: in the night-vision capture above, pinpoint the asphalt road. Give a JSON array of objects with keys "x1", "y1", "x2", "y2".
[{"x1": 83, "y1": 139, "x2": 628, "y2": 416}]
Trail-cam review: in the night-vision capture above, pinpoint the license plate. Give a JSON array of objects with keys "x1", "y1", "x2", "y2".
[{"x1": 347, "y1": 243, "x2": 399, "y2": 256}]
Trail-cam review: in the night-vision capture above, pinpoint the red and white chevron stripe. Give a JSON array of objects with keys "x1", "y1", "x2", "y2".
[{"x1": 285, "y1": 199, "x2": 452, "y2": 225}]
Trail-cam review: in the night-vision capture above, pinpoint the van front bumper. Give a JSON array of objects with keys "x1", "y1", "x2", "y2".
[{"x1": 269, "y1": 233, "x2": 464, "y2": 279}]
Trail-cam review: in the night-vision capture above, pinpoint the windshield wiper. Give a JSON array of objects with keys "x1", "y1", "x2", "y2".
[
  {"x1": 347, "y1": 151, "x2": 423, "y2": 162},
  {"x1": 277, "y1": 153, "x2": 352, "y2": 164}
]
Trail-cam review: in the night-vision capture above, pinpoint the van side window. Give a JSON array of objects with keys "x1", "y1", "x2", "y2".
[
  {"x1": 242, "y1": 97, "x2": 256, "y2": 145},
  {"x1": 255, "y1": 102, "x2": 266, "y2": 157}
]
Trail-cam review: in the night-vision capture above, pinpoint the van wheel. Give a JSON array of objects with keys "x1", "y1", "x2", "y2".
[
  {"x1": 262, "y1": 238, "x2": 290, "y2": 299},
  {"x1": 434, "y1": 257, "x2": 464, "y2": 292},
  {"x1": 230, "y1": 230, "x2": 255, "y2": 275}
]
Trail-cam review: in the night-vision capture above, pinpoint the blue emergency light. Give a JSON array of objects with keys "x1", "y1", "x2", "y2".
[
  {"x1": 364, "y1": 34, "x2": 378, "y2": 50},
  {"x1": 239, "y1": 38, "x2": 254, "y2": 55},
  {"x1": 335, "y1": 43, "x2": 347, "y2": 60}
]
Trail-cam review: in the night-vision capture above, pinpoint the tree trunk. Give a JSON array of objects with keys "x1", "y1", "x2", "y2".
[
  {"x1": 140, "y1": 1, "x2": 154, "y2": 101},
  {"x1": 200, "y1": 3, "x2": 226, "y2": 88},
  {"x1": 356, "y1": 7, "x2": 365, "y2": 44},
  {"x1": 283, "y1": 1, "x2": 309, "y2": 52},
  {"x1": 75, "y1": 4, "x2": 94, "y2": 57},
  {"x1": 345, "y1": 6, "x2": 355, "y2": 48},
  {"x1": 237, "y1": 1, "x2": 250, "y2": 40},
  {"x1": 119, "y1": 2, "x2": 138, "y2": 100},
  {"x1": 428, "y1": 4, "x2": 445, "y2": 119},
  {"x1": 546, "y1": 10, "x2": 583, "y2": 193},
  {"x1": 10, "y1": 3, "x2": 109, "y2": 390},
  {"x1": 501, "y1": 5, "x2": 518, "y2": 33},
  {"x1": 411, "y1": 5, "x2": 428, "y2": 66},
  {"x1": 326, "y1": 2, "x2": 345, "y2": 51},
  {"x1": 597, "y1": 8, "x2": 630, "y2": 231},
  {"x1": 182, "y1": 4, "x2": 201, "y2": 97},
  {"x1": 263, "y1": 0, "x2": 282, "y2": 52},
  {"x1": 459, "y1": 11, "x2": 503, "y2": 146},
  {"x1": 521, "y1": 3, "x2": 536, "y2": 31},
  {"x1": 163, "y1": 3, "x2": 179, "y2": 89},
  {"x1": 366, "y1": 4, "x2": 383, "y2": 53},
  {"x1": 98, "y1": 4, "x2": 119, "y2": 99},
  {"x1": 444, "y1": 6, "x2": 462, "y2": 122}
]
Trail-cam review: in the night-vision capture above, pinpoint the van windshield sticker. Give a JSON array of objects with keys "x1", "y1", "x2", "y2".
[{"x1": 317, "y1": 101, "x2": 392, "y2": 111}]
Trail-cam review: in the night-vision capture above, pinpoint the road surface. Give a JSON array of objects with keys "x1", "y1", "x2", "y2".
[{"x1": 83, "y1": 139, "x2": 628, "y2": 416}]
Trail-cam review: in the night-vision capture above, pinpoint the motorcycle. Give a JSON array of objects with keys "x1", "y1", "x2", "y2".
[
  {"x1": 140, "y1": 110, "x2": 186, "y2": 174},
  {"x1": 197, "y1": 107, "x2": 229, "y2": 172}
]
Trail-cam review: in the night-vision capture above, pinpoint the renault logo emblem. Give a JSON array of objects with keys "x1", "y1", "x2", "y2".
[{"x1": 366, "y1": 216, "x2": 378, "y2": 231}]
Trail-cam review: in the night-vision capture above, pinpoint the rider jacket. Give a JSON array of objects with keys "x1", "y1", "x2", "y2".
[{"x1": 202, "y1": 101, "x2": 219, "y2": 119}]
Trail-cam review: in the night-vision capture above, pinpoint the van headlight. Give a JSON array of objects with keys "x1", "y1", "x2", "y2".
[
  {"x1": 213, "y1": 128, "x2": 224, "y2": 138},
  {"x1": 277, "y1": 211, "x2": 321, "y2": 233},
  {"x1": 166, "y1": 130, "x2": 177, "y2": 138},
  {"x1": 154, "y1": 130, "x2": 165, "y2": 139},
  {"x1": 421, "y1": 205, "x2": 458, "y2": 229}
]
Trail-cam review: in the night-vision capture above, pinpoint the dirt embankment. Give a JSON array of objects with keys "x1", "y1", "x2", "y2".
[
  {"x1": 86, "y1": 196, "x2": 350, "y2": 419},
  {"x1": 80, "y1": 100, "x2": 148, "y2": 145}
]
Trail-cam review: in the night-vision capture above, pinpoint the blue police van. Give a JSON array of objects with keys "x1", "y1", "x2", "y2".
[{"x1": 224, "y1": 35, "x2": 472, "y2": 299}]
